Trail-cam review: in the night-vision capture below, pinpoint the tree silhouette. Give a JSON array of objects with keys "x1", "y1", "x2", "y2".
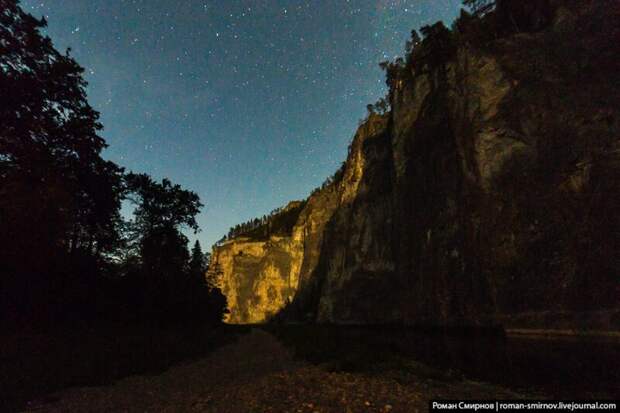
[
  {"x1": 0, "y1": 0, "x2": 125, "y2": 323},
  {"x1": 418, "y1": 22, "x2": 456, "y2": 73},
  {"x1": 121, "y1": 172, "x2": 229, "y2": 321},
  {"x1": 405, "y1": 29, "x2": 421, "y2": 64},
  {"x1": 189, "y1": 240, "x2": 207, "y2": 285},
  {"x1": 0, "y1": 1, "x2": 229, "y2": 327},
  {"x1": 124, "y1": 172, "x2": 202, "y2": 278},
  {"x1": 125, "y1": 173, "x2": 202, "y2": 234},
  {"x1": 139, "y1": 224, "x2": 190, "y2": 280}
]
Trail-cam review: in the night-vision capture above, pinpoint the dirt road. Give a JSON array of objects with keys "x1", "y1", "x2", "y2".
[{"x1": 24, "y1": 329, "x2": 522, "y2": 412}]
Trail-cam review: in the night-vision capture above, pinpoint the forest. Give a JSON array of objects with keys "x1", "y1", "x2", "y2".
[{"x1": 0, "y1": 0, "x2": 227, "y2": 329}]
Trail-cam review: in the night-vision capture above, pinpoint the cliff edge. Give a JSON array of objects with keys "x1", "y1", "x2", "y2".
[{"x1": 211, "y1": 0, "x2": 620, "y2": 329}]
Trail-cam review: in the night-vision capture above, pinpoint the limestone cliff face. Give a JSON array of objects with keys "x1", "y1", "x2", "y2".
[
  {"x1": 209, "y1": 192, "x2": 340, "y2": 323},
  {"x1": 209, "y1": 120, "x2": 381, "y2": 324},
  {"x1": 209, "y1": 236, "x2": 296, "y2": 324},
  {"x1": 213, "y1": 1, "x2": 620, "y2": 328}
]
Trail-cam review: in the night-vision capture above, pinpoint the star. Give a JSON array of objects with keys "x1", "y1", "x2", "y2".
[{"x1": 18, "y1": 0, "x2": 463, "y2": 248}]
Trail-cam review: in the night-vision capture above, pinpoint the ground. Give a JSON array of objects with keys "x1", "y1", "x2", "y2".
[{"x1": 22, "y1": 329, "x2": 524, "y2": 413}]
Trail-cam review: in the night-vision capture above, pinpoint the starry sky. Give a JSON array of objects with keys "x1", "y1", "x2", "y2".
[{"x1": 21, "y1": 0, "x2": 462, "y2": 250}]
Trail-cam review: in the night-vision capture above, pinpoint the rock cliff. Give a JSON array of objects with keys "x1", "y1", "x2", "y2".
[{"x1": 211, "y1": 0, "x2": 620, "y2": 329}]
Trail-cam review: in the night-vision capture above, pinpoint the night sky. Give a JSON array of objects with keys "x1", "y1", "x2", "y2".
[{"x1": 21, "y1": 0, "x2": 462, "y2": 249}]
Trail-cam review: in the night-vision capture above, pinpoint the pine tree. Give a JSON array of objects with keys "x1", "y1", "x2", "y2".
[{"x1": 189, "y1": 240, "x2": 206, "y2": 284}]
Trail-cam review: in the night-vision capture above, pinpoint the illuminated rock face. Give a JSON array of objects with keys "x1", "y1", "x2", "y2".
[
  {"x1": 211, "y1": 237, "x2": 298, "y2": 324},
  {"x1": 209, "y1": 119, "x2": 383, "y2": 324},
  {"x1": 213, "y1": 2, "x2": 620, "y2": 329}
]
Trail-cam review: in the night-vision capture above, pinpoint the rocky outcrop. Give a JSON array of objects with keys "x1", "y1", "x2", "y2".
[
  {"x1": 210, "y1": 236, "x2": 297, "y2": 324},
  {"x1": 212, "y1": 0, "x2": 620, "y2": 329},
  {"x1": 209, "y1": 191, "x2": 341, "y2": 323}
]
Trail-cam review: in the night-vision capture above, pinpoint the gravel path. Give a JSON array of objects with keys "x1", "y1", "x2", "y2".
[{"x1": 24, "y1": 329, "x2": 522, "y2": 412}]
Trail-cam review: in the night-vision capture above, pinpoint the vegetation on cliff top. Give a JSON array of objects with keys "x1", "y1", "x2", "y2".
[
  {"x1": 216, "y1": 0, "x2": 558, "y2": 248},
  {"x1": 219, "y1": 0, "x2": 619, "y2": 325},
  {"x1": 217, "y1": 200, "x2": 308, "y2": 244},
  {"x1": 376, "y1": 0, "x2": 556, "y2": 108}
]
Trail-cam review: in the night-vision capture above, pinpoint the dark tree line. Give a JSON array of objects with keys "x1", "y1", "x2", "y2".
[
  {"x1": 218, "y1": 201, "x2": 308, "y2": 243},
  {"x1": 220, "y1": 206, "x2": 290, "y2": 242},
  {"x1": 0, "y1": 0, "x2": 226, "y2": 328},
  {"x1": 219, "y1": 159, "x2": 348, "y2": 244},
  {"x1": 310, "y1": 161, "x2": 346, "y2": 196},
  {"x1": 218, "y1": 160, "x2": 348, "y2": 244}
]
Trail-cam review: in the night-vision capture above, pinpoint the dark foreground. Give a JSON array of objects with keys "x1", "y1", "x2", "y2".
[
  {"x1": 0, "y1": 323, "x2": 247, "y2": 412},
  {"x1": 1, "y1": 325, "x2": 619, "y2": 412}
]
